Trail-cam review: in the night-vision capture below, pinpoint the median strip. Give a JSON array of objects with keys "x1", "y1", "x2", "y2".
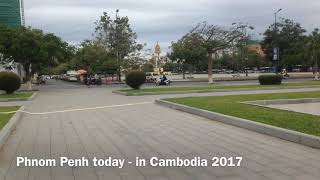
[{"x1": 114, "y1": 81, "x2": 320, "y2": 96}]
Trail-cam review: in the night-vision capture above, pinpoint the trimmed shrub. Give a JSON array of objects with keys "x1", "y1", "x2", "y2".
[
  {"x1": 0, "y1": 72, "x2": 21, "y2": 94},
  {"x1": 258, "y1": 75, "x2": 282, "y2": 85},
  {"x1": 126, "y1": 71, "x2": 146, "y2": 89}
]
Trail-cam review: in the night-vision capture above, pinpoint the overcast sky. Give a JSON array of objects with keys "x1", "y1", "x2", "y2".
[{"x1": 24, "y1": 0, "x2": 320, "y2": 53}]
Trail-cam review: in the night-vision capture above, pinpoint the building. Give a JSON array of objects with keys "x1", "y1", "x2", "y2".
[
  {"x1": 247, "y1": 44, "x2": 265, "y2": 57},
  {"x1": 0, "y1": 0, "x2": 26, "y2": 80},
  {"x1": 0, "y1": 0, "x2": 25, "y2": 27}
]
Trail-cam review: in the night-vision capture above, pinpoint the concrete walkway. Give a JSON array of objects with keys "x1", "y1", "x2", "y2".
[
  {"x1": 269, "y1": 103, "x2": 320, "y2": 116},
  {"x1": 0, "y1": 83, "x2": 320, "y2": 180}
]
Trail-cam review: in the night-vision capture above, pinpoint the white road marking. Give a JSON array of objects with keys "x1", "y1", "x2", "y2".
[{"x1": 0, "y1": 102, "x2": 153, "y2": 115}]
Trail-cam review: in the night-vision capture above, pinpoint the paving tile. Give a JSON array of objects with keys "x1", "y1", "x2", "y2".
[{"x1": 0, "y1": 86, "x2": 319, "y2": 180}]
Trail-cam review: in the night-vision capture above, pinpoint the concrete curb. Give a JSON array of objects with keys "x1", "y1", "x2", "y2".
[
  {"x1": 112, "y1": 90, "x2": 130, "y2": 96},
  {"x1": 0, "y1": 106, "x2": 25, "y2": 150},
  {"x1": 155, "y1": 99, "x2": 320, "y2": 149},
  {"x1": 0, "y1": 92, "x2": 37, "y2": 102},
  {"x1": 113, "y1": 86, "x2": 320, "y2": 96},
  {"x1": 28, "y1": 92, "x2": 38, "y2": 101}
]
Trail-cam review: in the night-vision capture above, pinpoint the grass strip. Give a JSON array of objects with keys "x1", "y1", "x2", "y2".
[
  {"x1": 0, "y1": 107, "x2": 19, "y2": 130},
  {"x1": 121, "y1": 81, "x2": 320, "y2": 95},
  {"x1": 0, "y1": 92, "x2": 33, "y2": 99},
  {"x1": 167, "y1": 91, "x2": 320, "y2": 137}
]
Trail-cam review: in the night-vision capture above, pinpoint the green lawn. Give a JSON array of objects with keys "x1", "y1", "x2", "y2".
[
  {"x1": 121, "y1": 81, "x2": 320, "y2": 95},
  {"x1": 0, "y1": 107, "x2": 19, "y2": 130},
  {"x1": 0, "y1": 92, "x2": 33, "y2": 99},
  {"x1": 167, "y1": 91, "x2": 320, "y2": 137}
]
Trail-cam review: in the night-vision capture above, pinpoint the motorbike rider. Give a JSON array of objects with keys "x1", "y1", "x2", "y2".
[{"x1": 161, "y1": 75, "x2": 167, "y2": 83}]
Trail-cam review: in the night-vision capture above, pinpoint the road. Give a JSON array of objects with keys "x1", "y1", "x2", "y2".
[
  {"x1": 1, "y1": 80, "x2": 320, "y2": 180},
  {"x1": 28, "y1": 77, "x2": 316, "y2": 91}
]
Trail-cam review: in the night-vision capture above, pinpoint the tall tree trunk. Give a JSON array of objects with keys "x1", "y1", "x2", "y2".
[
  {"x1": 315, "y1": 61, "x2": 319, "y2": 80},
  {"x1": 208, "y1": 53, "x2": 213, "y2": 84},
  {"x1": 23, "y1": 63, "x2": 32, "y2": 90},
  {"x1": 118, "y1": 71, "x2": 121, "y2": 82}
]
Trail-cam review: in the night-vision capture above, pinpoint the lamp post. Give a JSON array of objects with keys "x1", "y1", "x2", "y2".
[
  {"x1": 115, "y1": 9, "x2": 121, "y2": 82},
  {"x1": 273, "y1": 8, "x2": 282, "y2": 73},
  {"x1": 313, "y1": 36, "x2": 319, "y2": 80}
]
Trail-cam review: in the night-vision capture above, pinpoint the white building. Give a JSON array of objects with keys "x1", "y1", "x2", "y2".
[{"x1": 0, "y1": 61, "x2": 26, "y2": 81}]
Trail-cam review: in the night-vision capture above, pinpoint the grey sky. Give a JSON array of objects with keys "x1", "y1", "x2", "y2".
[{"x1": 24, "y1": 0, "x2": 320, "y2": 53}]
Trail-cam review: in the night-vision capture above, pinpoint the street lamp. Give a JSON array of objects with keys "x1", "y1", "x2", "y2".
[
  {"x1": 115, "y1": 9, "x2": 120, "y2": 82},
  {"x1": 273, "y1": 8, "x2": 282, "y2": 73},
  {"x1": 312, "y1": 36, "x2": 319, "y2": 80}
]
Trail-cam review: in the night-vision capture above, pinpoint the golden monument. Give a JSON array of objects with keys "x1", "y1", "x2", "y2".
[{"x1": 154, "y1": 42, "x2": 161, "y2": 69}]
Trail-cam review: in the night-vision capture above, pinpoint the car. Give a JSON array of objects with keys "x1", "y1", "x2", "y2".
[{"x1": 68, "y1": 75, "x2": 78, "y2": 82}]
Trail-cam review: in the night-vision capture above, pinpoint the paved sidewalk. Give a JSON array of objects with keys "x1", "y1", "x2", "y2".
[
  {"x1": 269, "y1": 103, "x2": 320, "y2": 116},
  {"x1": 0, "y1": 85, "x2": 320, "y2": 180}
]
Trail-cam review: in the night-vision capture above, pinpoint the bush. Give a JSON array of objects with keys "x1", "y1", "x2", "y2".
[
  {"x1": 0, "y1": 72, "x2": 21, "y2": 94},
  {"x1": 126, "y1": 71, "x2": 146, "y2": 89},
  {"x1": 258, "y1": 75, "x2": 282, "y2": 85}
]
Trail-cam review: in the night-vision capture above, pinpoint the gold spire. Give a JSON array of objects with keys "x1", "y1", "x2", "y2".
[{"x1": 155, "y1": 42, "x2": 161, "y2": 55}]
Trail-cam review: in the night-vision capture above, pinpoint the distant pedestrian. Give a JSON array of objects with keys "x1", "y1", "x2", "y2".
[{"x1": 87, "y1": 76, "x2": 92, "y2": 88}]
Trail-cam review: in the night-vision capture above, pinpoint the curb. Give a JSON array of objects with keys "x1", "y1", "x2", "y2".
[
  {"x1": 0, "y1": 106, "x2": 25, "y2": 150},
  {"x1": 112, "y1": 90, "x2": 130, "y2": 96},
  {"x1": 155, "y1": 99, "x2": 320, "y2": 149},
  {"x1": 0, "y1": 92, "x2": 37, "y2": 102},
  {"x1": 113, "y1": 86, "x2": 320, "y2": 96},
  {"x1": 28, "y1": 92, "x2": 38, "y2": 101}
]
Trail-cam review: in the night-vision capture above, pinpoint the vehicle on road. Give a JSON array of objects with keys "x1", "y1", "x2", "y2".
[{"x1": 155, "y1": 75, "x2": 171, "y2": 86}]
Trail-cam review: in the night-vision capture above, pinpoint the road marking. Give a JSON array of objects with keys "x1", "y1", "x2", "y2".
[{"x1": 0, "y1": 102, "x2": 153, "y2": 115}]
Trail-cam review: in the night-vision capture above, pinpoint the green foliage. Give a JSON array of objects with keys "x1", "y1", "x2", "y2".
[
  {"x1": 261, "y1": 18, "x2": 307, "y2": 66},
  {"x1": 169, "y1": 33, "x2": 207, "y2": 72},
  {"x1": 258, "y1": 75, "x2": 282, "y2": 85},
  {"x1": 95, "y1": 11, "x2": 143, "y2": 78},
  {"x1": 72, "y1": 40, "x2": 117, "y2": 74},
  {"x1": 50, "y1": 63, "x2": 71, "y2": 75},
  {"x1": 142, "y1": 63, "x2": 154, "y2": 72},
  {"x1": 125, "y1": 71, "x2": 146, "y2": 89},
  {"x1": 216, "y1": 45, "x2": 269, "y2": 71},
  {"x1": 163, "y1": 62, "x2": 183, "y2": 73},
  {"x1": 0, "y1": 71, "x2": 21, "y2": 94},
  {"x1": 0, "y1": 25, "x2": 73, "y2": 79}
]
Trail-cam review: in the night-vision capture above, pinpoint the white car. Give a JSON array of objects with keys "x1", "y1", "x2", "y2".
[{"x1": 68, "y1": 75, "x2": 78, "y2": 82}]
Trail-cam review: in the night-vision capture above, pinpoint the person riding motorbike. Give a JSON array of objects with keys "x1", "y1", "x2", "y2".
[{"x1": 161, "y1": 75, "x2": 167, "y2": 83}]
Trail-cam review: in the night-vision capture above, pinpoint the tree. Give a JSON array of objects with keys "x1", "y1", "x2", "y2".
[
  {"x1": 142, "y1": 63, "x2": 154, "y2": 72},
  {"x1": 123, "y1": 52, "x2": 146, "y2": 70},
  {"x1": 306, "y1": 28, "x2": 320, "y2": 79},
  {"x1": 190, "y1": 22, "x2": 253, "y2": 83},
  {"x1": 0, "y1": 25, "x2": 71, "y2": 89},
  {"x1": 72, "y1": 40, "x2": 117, "y2": 74},
  {"x1": 261, "y1": 18, "x2": 307, "y2": 70},
  {"x1": 169, "y1": 33, "x2": 207, "y2": 79},
  {"x1": 95, "y1": 11, "x2": 143, "y2": 81}
]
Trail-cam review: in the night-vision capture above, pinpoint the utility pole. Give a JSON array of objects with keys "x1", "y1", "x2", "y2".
[{"x1": 313, "y1": 36, "x2": 319, "y2": 80}]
